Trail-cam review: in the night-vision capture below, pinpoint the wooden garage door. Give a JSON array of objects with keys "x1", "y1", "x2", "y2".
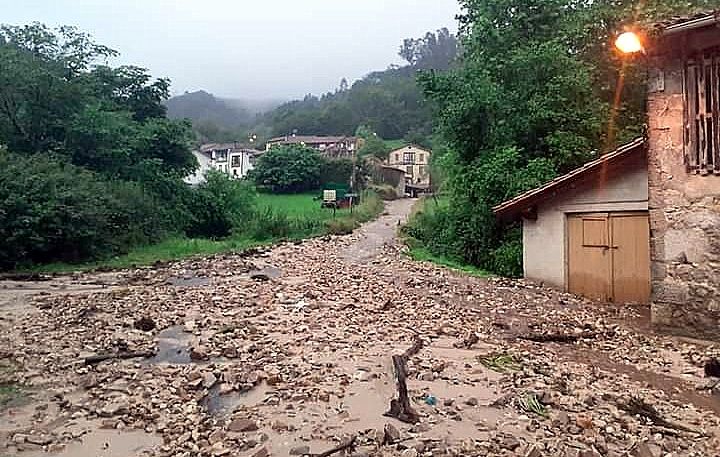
[{"x1": 567, "y1": 212, "x2": 650, "y2": 303}]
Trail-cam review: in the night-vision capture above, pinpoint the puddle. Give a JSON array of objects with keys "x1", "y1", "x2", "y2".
[
  {"x1": 248, "y1": 266, "x2": 282, "y2": 281},
  {"x1": 148, "y1": 326, "x2": 193, "y2": 364},
  {"x1": 202, "y1": 382, "x2": 271, "y2": 417},
  {"x1": 165, "y1": 276, "x2": 211, "y2": 287},
  {"x1": 27, "y1": 427, "x2": 161, "y2": 457}
]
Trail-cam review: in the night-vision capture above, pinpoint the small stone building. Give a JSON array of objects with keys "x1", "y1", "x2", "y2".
[
  {"x1": 494, "y1": 11, "x2": 720, "y2": 340},
  {"x1": 646, "y1": 12, "x2": 720, "y2": 339},
  {"x1": 386, "y1": 145, "x2": 432, "y2": 187}
]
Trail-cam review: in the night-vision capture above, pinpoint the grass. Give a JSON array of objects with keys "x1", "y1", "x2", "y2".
[
  {"x1": 402, "y1": 196, "x2": 491, "y2": 277},
  {"x1": 27, "y1": 190, "x2": 384, "y2": 274},
  {"x1": 256, "y1": 192, "x2": 351, "y2": 219},
  {"x1": 27, "y1": 237, "x2": 271, "y2": 274},
  {"x1": 0, "y1": 384, "x2": 24, "y2": 409},
  {"x1": 478, "y1": 353, "x2": 521, "y2": 373}
]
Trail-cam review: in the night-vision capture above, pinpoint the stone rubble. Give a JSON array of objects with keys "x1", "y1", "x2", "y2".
[{"x1": 0, "y1": 200, "x2": 719, "y2": 457}]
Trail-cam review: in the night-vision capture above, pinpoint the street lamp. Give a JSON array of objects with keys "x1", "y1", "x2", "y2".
[{"x1": 615, "y1": 31, "x2": 644, "y2": 54}]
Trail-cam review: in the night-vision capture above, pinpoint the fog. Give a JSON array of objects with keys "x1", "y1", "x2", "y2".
[{"x1": 3, "y1": 0, "x2": 460, "y2": 100}]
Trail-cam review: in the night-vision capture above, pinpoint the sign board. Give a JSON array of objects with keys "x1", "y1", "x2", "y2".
[{"x1": 323, "y1": 190, "x2": 337, "y2": 202}]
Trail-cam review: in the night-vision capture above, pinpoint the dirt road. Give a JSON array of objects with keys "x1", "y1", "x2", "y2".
[{"x1": 1, "y1": 199, "x2": 719, "y2": 457}]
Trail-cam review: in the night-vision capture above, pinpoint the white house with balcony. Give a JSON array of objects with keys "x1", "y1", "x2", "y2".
[{"x1": 185, "y1": 142, "x2": 263, "y2": 184}]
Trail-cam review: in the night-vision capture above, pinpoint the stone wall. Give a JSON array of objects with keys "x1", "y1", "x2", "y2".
[{"x1": 648, "y1": 57, "x2": 720, "y2": 340}]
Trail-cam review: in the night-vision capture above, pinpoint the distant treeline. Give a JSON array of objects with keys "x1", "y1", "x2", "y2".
[{"x1": 167, "y1": 28, "x2": 459, "y2": 144}]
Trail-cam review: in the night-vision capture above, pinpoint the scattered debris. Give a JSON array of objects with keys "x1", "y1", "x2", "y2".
[
  {"x1": 705, "y1": 358, "x2": 720, "y2": 378},
  {"x1": 385, "y1": 337, "x2": 423, "y2": 424},
  {"x1": 478, "y1": 353, "x2": 521, "y2": 373},
  {"x1": 517, "y1": 392, "x2": 548, "y2": 418},
  {"x1": 134, "y1": 316, "x2": 156, "y2": 331},
  {"x1": 84, "y1": 350, "x2": 156, "y2": 365}
]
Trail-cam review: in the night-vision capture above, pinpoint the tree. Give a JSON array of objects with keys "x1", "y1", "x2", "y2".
[
  {"x1": 249, "y1": 145, "x2": 322, "y2": 193},
  {"x1": 399, "y1": 28, "x2": 458, "y2": 70},
  {"x1": 411, "y1": 0, "x2": 712, "y2": 276}
]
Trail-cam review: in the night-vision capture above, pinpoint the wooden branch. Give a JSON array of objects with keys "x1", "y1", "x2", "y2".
[
  {"x1": 309, "y1": 436, "x2": 357, "y2": 457},
  {"x1": 519, "y1": 332, "x2": 596, "y2": 343},
  {"x1": 84, "y1": 350, "x2": 156, "y2": 365},
  {"x1": 384, "y1": 337, "x2": 423, "y2": 424}
]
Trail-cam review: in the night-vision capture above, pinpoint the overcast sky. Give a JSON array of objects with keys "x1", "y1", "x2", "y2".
[{"x1": 3, "y1": 0, "x2": 460, "y2": 100}]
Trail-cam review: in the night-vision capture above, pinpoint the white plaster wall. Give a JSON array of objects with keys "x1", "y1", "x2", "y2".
[
  {"x1": 228, "y1": 152, "x2": 255, "y2": 179},
  {"x1": 184, "y1": 151, "x2": 213, "y2": 185},
  {"x1": 523, "y1": 165, "x2": 649, "y2": 289}
]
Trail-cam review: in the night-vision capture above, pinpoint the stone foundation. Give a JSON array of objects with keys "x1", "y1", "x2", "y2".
[{"x1": 648, "y1": 59, "x2": 720, "y2": 340}]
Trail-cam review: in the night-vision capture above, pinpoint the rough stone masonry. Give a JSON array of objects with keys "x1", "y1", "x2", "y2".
[{"x1": 647, "y1": 23, "x2": 720, "y2": 339}]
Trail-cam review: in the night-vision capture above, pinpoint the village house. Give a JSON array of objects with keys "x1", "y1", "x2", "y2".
[
  {"x1": 265, "y1": 135, "x2": 360, "y2": 159},
  {"x1": 185, "y1": 142, "x2": 263, "y2": 184},
  {"x1": 493, "y1": 11, "x2": 720, "y2": 339},
  {"x1": 385, "y1": 145, "x2": 432, "y2": 193}
]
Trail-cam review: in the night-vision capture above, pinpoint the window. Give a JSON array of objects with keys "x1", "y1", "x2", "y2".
[
  {"x1": 419, "y1": 153, "x2": 425, "y2": 163},
  {"x1": 419, "y1": 165, "x2": 426, "y2": 176},
  {"x1": 231, "y1": 155, "x2": 242, "y2": 167},
  {"x1": 684, "y1": 50, "x2": 720, "y2": 174},
  {"x1": 403, "y1": 152, "x2": 415, "y2": 164},
  {"x1": 395, "y1": 153, "x2": 400, "y2": 162},
  {"x1": 406, "y1": 165, "x2": 414, "y2": 176},
  {"x1": 216, "y1": 150, "x2": 228, "y2": 161}
]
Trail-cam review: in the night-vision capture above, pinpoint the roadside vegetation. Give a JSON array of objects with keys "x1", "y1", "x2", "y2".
[
  {"x1": 403, "y1": 197, "x2": 490, "y2": 277},
  {"x1": 405, "y1": 0, "x2": 714, "y2": 277},
  {"x1": 0, "y1": 25, "x2": 383, "y2": 273},
  {"x1": 29, "y1": 191, "x2": 383, "y2": 274}
]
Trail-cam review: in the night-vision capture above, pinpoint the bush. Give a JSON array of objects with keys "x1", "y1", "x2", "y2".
[
  {"x1": 248, "y1": 145, "x2": 322, "y2": 193},
  {"x1": 0, "y1": 151, "x2": 170, "y2": 269},
  {"x1": 185, "y1": 171, "x2": 256, "y2": 239}
]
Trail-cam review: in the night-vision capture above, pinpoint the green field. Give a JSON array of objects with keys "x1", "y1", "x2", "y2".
[
  {"x1": 28, "y1": 191, "x2": 383, "y2": 273},
  {"x1": 256, "y1": 192, "x2": 350, "y2": 219}
]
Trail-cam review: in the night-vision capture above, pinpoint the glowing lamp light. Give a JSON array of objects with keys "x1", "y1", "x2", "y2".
[{"x1": 615, "y1": 32, "x2": 644, "y2": 54}]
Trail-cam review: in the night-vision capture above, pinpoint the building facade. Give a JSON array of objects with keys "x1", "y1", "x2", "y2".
[
  {"x1": 265, "y1": 135, "x2": 360, "y2": 159},
  {"x1": 646, "y1": 12, "x2": 720, "y2": 338},
  {"x1": 386, "y1": 145, "x2": 431, "y2": 187},
  {"x1": 493, "y1": 11, "x2": 720, "y2": 340},
  {"x1": 185, "y1": 143, "x2": 262, "y2": 184}
]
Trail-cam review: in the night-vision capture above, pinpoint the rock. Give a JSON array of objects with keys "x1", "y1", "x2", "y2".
[
  {"x1": 26, "y1": 434, "x2": 53, "y2": 445},
  {"x1": 632, "y1": 443, "x2": 662, "y2": 457},
  {"x1": 465, "y1": 397, "x2": 479, "y2": 406},
  {"x1": 499, "y1": 435, "x2": 521, "y2": 451},
  {"x1": 190, "y1": 346, "x2": 209, "y2": 361},
  {"x1": 524, "y1": 445, "x2": 542, "y2": 457},
  {"x1": 100, "y1": 398, "x2": 129, "y2": 417},
  {"x1": 12, "y1": 433, "x2": 28, "y2": 444},
  {"x1": 704, "y1": 358, "x2": 720, "y2": 377},
  {"x1": 552, "y1": 411, "x2": 570, "y2": 428},
  {"x1": 202, "y1": 372, "x2": 218, "y2": 389},
  {"x1": 401, "y1": 449, "x2": 418, "y2": 457},
  {"x1": 252, "y1": 447, "x2": 269, "y2": 457},
  {"x1": 227, "y1": 418, "x2": 258, "y2": 433},
  {"x1": 290, "y1": 445, "x2": 310, "y2": 455},
  {"x1": 383, "y1": 423, "x2": 401, "y2": 444}
]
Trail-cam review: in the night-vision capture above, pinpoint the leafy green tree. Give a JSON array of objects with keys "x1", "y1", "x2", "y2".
[
  {"x1": 186, "y1": 171, "x2": 256, "y2": 239},
  {"x1": 412, "y1": 0, "x2": 713, "y2": 276},
  {"x1": 249, "y1": 145, "x2": 322, "y2": 193}
]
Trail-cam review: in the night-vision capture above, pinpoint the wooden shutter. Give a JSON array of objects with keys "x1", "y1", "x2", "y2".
[{"x1": 684, "y1": 50, "x2": 720, "y2": 175}]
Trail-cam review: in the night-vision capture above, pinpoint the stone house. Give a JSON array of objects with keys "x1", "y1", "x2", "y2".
[
  {"x1": 646, "y1": 11, "x2": 720, "y2": 338},
  {"x1": 493, "y1": 11, "x2": 720, "y2": 339},
  {"x1": 386, "y1": 145, "x2": 432, "y2": 187}
]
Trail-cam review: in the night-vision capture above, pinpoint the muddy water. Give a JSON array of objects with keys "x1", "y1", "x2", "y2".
[
  {"x1": 148, "y1": 326, "x2": 193, "y2": 364},
  {"x1": 342, "y1": 198, "x2": 416, "y2": 264},
  {"x1": 203, "y1": 382, "x2": 272, "y2": 417},
  {"x1": 24, "y1": 424, "x2": 161, "y2": 457}
]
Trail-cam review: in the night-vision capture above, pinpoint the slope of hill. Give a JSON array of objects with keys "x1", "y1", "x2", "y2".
[{"x1": 165, "y1": 90, "x2": 252, "y2": 128}]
